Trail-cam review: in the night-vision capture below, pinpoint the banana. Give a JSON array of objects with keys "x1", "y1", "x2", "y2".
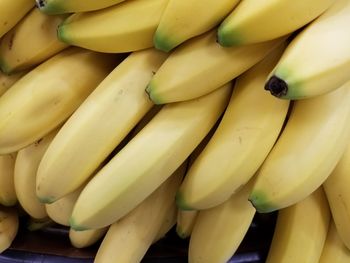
[
  {"x1": 265, "y1": 188, "x2": 330, "y2": 263},
  {"x1": 249, "y1": 80, "x2": 350, "y2": 213},
  {"x1": 94, "y1": 163, "x2": 185, "y2": 263},
  {"x1": 319, "y1": 221, "x2": 350, "y2": 263},
  {"x1": 0, "y1": 0, "x2": 34, "y2": 38},
  {"x1": 146, "y1": 30, "x2": 285, "y2": 104},
  {"x1": 0, "y1": 207, "x2": 19, "y2": 253},
  {"x1": 36, "y1": 49, "x2": 166, "y2": 203},
  {"x1": 14, "y1": 128, "x2": 60, "y2": 220},
  {"x1": 36, "y1": 0, "x2": 127, "y2": 14},
  {"x1": 69, "y1": 227, "x2": 108, "y2": 248},
  {"x1": 323, "y1": 140, "x2": 350, "y2": 249},
  {"x1": 176, "y1": 210, "x2": 198, "y2": 239},
  {"x1": 188, "y1": 178, "x2": 255, "y2": 263},
  {"x1": 177, "y1": 43, "x2": 289, "y2": 210},
  {"x1": 57, "y1": 0, "x2": 169, "y2": 53},
  {"x1": 217, "y1": 0, "x2": 335, "y2": 46},
  {"x1": 26, "y1": 217, "x2": 54, "y2": 231},
  {"x1": 154, "y1": 201, "x2": 178, "y2": 243},
  {"x1": 70, "y1": 83, "x2": 231, "y2": 230},
  {"x1": 0, "y1": 8, "x2": 68, "y2": 74},
  {"x1": 265, "y1": 0, "x2": 350, "y2": 100},
  {"x1": 0, "y1": 47, "x2": 117, "y2": 155},
  {"x1": 154, "y1": 0, "x2": 240, "y2": 52},
  {"x1": 0, "y1": 70, "x2": 26, "y2": 97},
  {"x1": 0, "y1": 153, "x2": 17, "y2": 206}
]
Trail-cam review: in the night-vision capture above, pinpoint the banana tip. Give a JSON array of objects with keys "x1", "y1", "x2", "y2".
[
  {"x1": 265, "y1": 76, "x2": 288, "y2": 98},
  {"x1": 248, "y1": 191, "x2": 276, "y2": 213},
  {"x1": 175, "y1": 191, "x2": 195, "y2": 211},
  {"x1": 146, "y1": 83, "x2": 163, "y2": 105},
  {"x1": 69, "y1": 217, "x2": 90, "y2": 231},
  {"x1": 217, "y1": 26, "x2": 242, "y2": 47},
  {"x1": 153, "y1": 32, "x2": 174, "y2": 53},
  {"x1": 37, "y1": 195, "x2": 56, "y2": 204}
]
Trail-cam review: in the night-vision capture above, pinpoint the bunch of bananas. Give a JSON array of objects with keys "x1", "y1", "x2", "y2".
[{"x1": 1, "y1": 0, "x2": 350, "y2": 262}]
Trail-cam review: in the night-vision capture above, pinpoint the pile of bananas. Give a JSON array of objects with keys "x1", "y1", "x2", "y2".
[{"x1": 0, "y1": 0, "x2": 350, "y2": 262}]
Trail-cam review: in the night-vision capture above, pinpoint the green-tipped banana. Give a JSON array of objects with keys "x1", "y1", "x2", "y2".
[
  {"x1": 0, "y1": 0, "x2": 34, "y2": 38},
  {"x1": 0, "y1": 207, "x2": 19, "y2": 253},
  {"x1": 70, "y1": 83, "x2": 231, "y2": 230},
  {"x1": 0, "y1": 153, "x2": 17, "y2": 206},
  {"x1": 154, "y1": 0, "x2": 240, "y2": 52},
  {"x1": 189, "y1": 179, "x2": 256, "y2": 263},
  {"x1": 177, "y1": 43, "x2": 289, "y2": 210},
  {"x1": 0, "y1": 47, "x2": 116, "y2": 155},
  {"x1": 218, "y1": 0, "x2": 335, "y2": 46},
  {"x1": 0, "y1": 8, "x2": 68, "y2": 74},
  {"x1": 37, "y1": 49, "x2": 166, "y2": 203},
  {"x1": 265, "y1": 0, "x2": 350, "y2": 100},
  {"x1": 147, "y1": 30, "x2": 285, "y2": 104},
  {"x1": 249, "y1": 80, "x2": 350, "y2": 213},
  {"x1": 176, "y1": 210, "x2": 198, "y2": 239},
  {"x1": 94, "y1": 164, "x2": 185, "y2": 263},
  {"x1": 0, "y1": 71, "x2": 26, "y2": 97},
  {"x1": 266, "y1": 188, "x2": 330, "y2": 263},
  {"x1": 57, "y1": 0, "x2": 169, "y2": 53},
  {"x1": 69, "y1": 227, "x2": 108, "y2": 248},
  {"x1": 36, "y1": 0, "x2": 127, "y2": 14}
]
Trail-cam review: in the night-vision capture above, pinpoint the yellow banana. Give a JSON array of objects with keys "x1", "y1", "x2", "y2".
[
  {"x1": 69, "y1": 227, "x2": 108, "y2": 248},
  {"x1": 70, "y1": 83, "x2": 231, "y2": 230},
  {"x1": 0, "y1": 0, "x2": 34, "y2": 38},
  {"x1": 265, "y1": 0, "x2": 350, "y2": 100},
  {"x1": 154, "y1": 0, "x2": 240, "y2": 52},
  {"x1": 36, "y1": 49, "x2": 166, "y2": 203},
  {"x1": 57, "y1": 0, "x2": 169, "y2": 53},
  {"x1": 249, "y1": 80, "x2": 350, "y2": 213},
  {"x1": 146, "y1": 30, "x2": 285, "y2": 104},
  {"x1": 0, "y1": 153, "x2": 17, "y2": 206},
  {"x1": 0, "y1": 207, "x2": 19, "y2": 253},
  {"x1": 176, "y1": 210, "x2": 198, "y2": 239},
  {"x1": 36, "y1": 0, "x2": 127, "y2": 14},
  {"x1": 265, "y1": 188, "x2": 330, "y2": 263},
  {"x1": 0, "y1": 71, "x2": 26, "y2": 97},
  {"x1": 189, "y1": 179, "x2": 255, "y2": 263},
  {"x1": 0, "y1": 47, "x2": 116, "y2": 154},
  {"x1": 94, "y1": 163, "x2": 185, "y2": 263},
  {"x1": 154, "y1": 201, "x2": 178, "y2": 243},
  {"x1": 177, "y1": 43, "x2": 289, "y2": 210},
  {"x1": 218, "y1": 0, "x2": 335, "y2": 46},
  {"x1": 0, "y1": 8, "x2": 68, "y2": 74}
]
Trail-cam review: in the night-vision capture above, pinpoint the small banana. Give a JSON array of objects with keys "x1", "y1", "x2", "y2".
[
  {"x1": 176, "y1": 210, "x2": 198, "y2": 239},
  {"x1": 0, "y1": 153, "x2": 17, "y2": 206}
]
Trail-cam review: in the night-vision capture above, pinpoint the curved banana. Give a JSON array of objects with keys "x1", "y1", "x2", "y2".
[
  {"x1": 323, "y1": 140, "x2": 350, "y2": 249},
  {"x1": 70, "y1": 83, "x2": 231, "y2": 230},
  {"x1": 36, "y1": 49, "x2": 166, "y2": 203},
  {"x1": 146, "y1": 30, "x2": 285, "y2": 104},
  {"x1": 177, "y1": 43, "x2": 289, "y2": 210},
  {"x1": 94, "y1": 163, "x2": 185, "y2": 263},
  {"x1": 218, "y1": 0, "x2": 335, "y2": 46},
  {"x1": 154, "y1": 0, "x2": 240, "y2": 52},
  {"x1": 0, "y1": 0, "x2": 34, "y2": 38},
  {"x1": 176, "y1": 210, "x2": 198, "y2": 239},
  {"x1": 249, "y1": 80, "x2": 350, "y2": 213},
  {"x1": 319, "y1": 221, "x2": 350, "y2": 263},
  {"x1": 36, "y1": 0, "x2": 126, "y2": 14},
  {"x1": 0, "y1": 153, "x2": 17, "y2": 206},
  {"x1": 57, "y1": 0, "x2": 169, "y2": 53},
  {"x1": 188, "y1": 179, "x2": 255, "y2": 263},
  {"x1": 69, "y1": 227, "x2": 108, "y2": 248},
  {"x1": 265, "y1": 188, "x2": 330, "y2": 263},
  {"x1": 0, "y1": 71, "x2": 26, "y2": 97},
  {"x1": 0, "y1": 47, "x2": 116, "y2": 155},
  {"x1": 265, "y1": 0, "x2": 350, "y2": 100},
  {"x1": 0, "y1": 8, "x2": 68, "y2": 74},
  {"x1": 14, "y1": 128, "x2": 59, "y2": 220},
  {"x1": 0, "y1": 207, "x2": 19, "y2": 253}
]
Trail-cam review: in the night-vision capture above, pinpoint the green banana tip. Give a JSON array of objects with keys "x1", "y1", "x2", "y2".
[
  {"x1": 264, "y1": 75, "x2": 289, "y2": 98},
  {"x1": 145, "y1": 82, "x2": 163, "y2": 105},
  {"x1": 217, "y1": 25, "x2": 242, "y2": 47},
  {"x1": 36, "y1": 0, "x2": 66, "y2": 15},
  {"x1": 175, "y1": 227, "x2": 189, "y2": 239},
  {"x1": 69, "y1": 217, "x2": 90, "y2": 231},
  {"x1": 248, "y1": 191, "x2": 276, "y2": 213},
  {"x1": 0, "y1": 58, "x2": 12, "y2": 75},
  {"x1": 37, "y1": 195, "x2": 57, "y2": 204},
  {"x1": 175, "y1": 191, "x2": 195, "y2": 211},
  {"x1": 153, "y1": 32, "x2": 175, "y2": 53}
]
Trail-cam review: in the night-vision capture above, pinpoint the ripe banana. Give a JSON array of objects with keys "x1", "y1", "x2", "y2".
[
  {"x1": 177, "y1": 43, "x2": 289, "y2": 210},
  {"x1": 0, "y1": 207, "x2": 19, "y2": 253},
  {"x1": 0, "y1": 47, "x2": 116, "y2": 155},
  {"x1": 265, "y1": 0, "x2": 350, "y2": 100},
  {"x1": 188, "y1": 178, "x2": 256, "y2": 263},
  {"x1": 14, "y1": 128, "x2": 59, "y2": 220},
  {"x1": 0, "y1": 8, "x2": 68, "y2": 74},
  {"x1": 69, "y1": 227, "x2": 108, "y2": 249},
  {"x1": 146, "y1": 30, "x2": 285, "y2": 104},
  {"x1": 154, "y1": 201, "x2": 178, "y2": 243},
  {"x1": 218, "y1": 0, "x2": 335, "y2": 46},
  {"x1": 36, "y1": 49, "x2": 166, "y2": 203},
  {"x1": 36, "y1": 0, "x2": 126, "y2": 14},
  {"x1": 57, "y1": 0, "x2": 169, "y2": 53},
  {"x1": 154, "y1": 0, "x2": 240, "y2": 52},
  {"x1": 0, "y1": 0, "x2": 34, "y2": 38},
  {"x1": 319, "y1": 221, "x2": 350, "y2": 263},
  {"x1": 0, "y1": 71, "x2": 26, "y2": 97},
  {"x1": 94, "y1": 163, "x2": 185, "y2": 263},
  {"x1": 265, "y1": 188, "x2": 330, "y2": 263},
  {"x1": 176, "y1": 210, "x2": 198, "y2": 239},
  {"x1": 323, "y1": 140, "x2": 350, "y2": 249},
  {"x1": 0, "y1": 153, "x2": 17, "y2": 206},
  {"x1": 70, "y1": 83, "x2": 231, "y2": 230},
  {"x1": 249, "y1": 80, "x2": 350, "y2": 213}
]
